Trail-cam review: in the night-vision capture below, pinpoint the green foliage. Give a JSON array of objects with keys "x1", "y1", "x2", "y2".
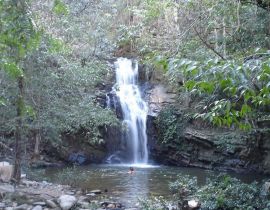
[
  {"x1": 166, "y1": 57, "x2": 270, "y2": 130},
  {"x1": 0, "y1": 0, "x2": 42, "y2": 126},
  {"x1": 47, "y1": 36, "x2": 70, "y2": 54},
  {"x1": 53, "y1": 0, "x2": 69, "y2": 15},
  {"x1": 21, "y1": 51, "x2": 119, "y2": 144},
  {"x1": 0, "y1": 0, "x2": 42, "y2": 119},
  {"x1": 126, "y1": 0, "x2": 270, "y2": 132},
  {"x1": 197, "y1": 175, "x2": 269, "y2": 210},
  {"x1": 1, "y1": 62, "x2": 24, "y2": 79},
  {"x1": 0, "y1": 0, "x2": 41, "y2": 61},
  {"x1": 0, "y1": 97, "x2": 7, "y2": 106},
  {"x1": 22, "y1": 105, "x2": 36, "y2": 119},
  {"x1": 139, "y1": 196, "x2": 172, "y2": 210},
  {"x1": 143, "y1": 0, "x2": 171, "y2": 21},
  {"x1": 155, "y1": 107, "x2": 188, "y2": 144},
  {"x1": 169, "y1": 175, "x2": 198, "y2": 196},
  {"x1": 116, "y1": 23, "x2": 142, "y2": 51},
  {"x1": 152, "y1": 55, "x2": 169, "y2": 72},
  {"x1": 169, "y1": 174, "x2": 270, "y2": 210},
  {"x1": 213, "y1": 132, "x2": 246, "y2": 153},
  {"x1": 0, "y1": 0, "x2": 120, "y2": 150}
]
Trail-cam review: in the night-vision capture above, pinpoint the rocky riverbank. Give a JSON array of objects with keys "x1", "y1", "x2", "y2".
[{"x1": 0, "y1": 179, "x2": 138, "y2": 210}]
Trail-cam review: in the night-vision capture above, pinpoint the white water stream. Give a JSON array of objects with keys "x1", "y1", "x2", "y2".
[{"x1": 113, "y1": 58, "x2": 148, "y2": 164}]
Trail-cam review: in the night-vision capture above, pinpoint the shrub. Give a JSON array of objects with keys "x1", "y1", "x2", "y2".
[{"x1": 169, "y1": 174, "x2": 270, "y2": 210}]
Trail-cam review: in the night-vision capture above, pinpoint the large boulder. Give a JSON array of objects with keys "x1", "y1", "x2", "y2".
[
  {"x1": 45, "y1": 200, "x2": 57, "y2": 208},
  {"x1": 262, "y1": 181, "x2": 270, "y2": 196},
  {"x1": 32, "y1": 205, "x2": 43, "y2": 210},
  {"x1": 68, "y1": 152, "x2": 87, "y2": 165},
  {"x1": 57, "y1": 195, "x2": 77, "y2": 210},
  {"x1": 188, "y1": 200, "x2": 200, "y2": 210}
]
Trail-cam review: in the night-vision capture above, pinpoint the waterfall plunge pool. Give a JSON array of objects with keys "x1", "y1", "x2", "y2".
[{"x1": 28, "y1": 164, "x2": 266, "y2": 207}]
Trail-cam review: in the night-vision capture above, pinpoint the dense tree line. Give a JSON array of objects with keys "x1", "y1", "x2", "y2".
[
  {"x1": 0, "y1": 0, "x2": 121, "y2": 181},
  {"x1": 120, "y1": 0, "x2": 270, "y2": 130},
  {"x1": 0, "y1": 0, "x2": 269, "y2": 180}
]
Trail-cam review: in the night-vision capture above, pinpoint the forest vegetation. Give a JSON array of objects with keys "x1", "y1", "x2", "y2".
[{"x1": 0, "y1": 1, "x2": 270, "y2": 208}]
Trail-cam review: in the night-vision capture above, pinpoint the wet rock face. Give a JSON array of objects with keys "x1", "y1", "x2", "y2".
[
  {"x1": 68, "y1": 152, "x2": 87, "y2": 165},
  {"x1": 102, "y1": 125, "x2": 125, "y2": 163},
  {"x1": 149, "y1": 109, "x2": 270, "y2": 174},
  {"x1": 146, "y1": 115, "x2": 158, "y2": 160},
  {"x1": 145, "y1": 85, "x2": 177, "y2": 116},
  {"x1": 138, "y1": 61, "x2": 270, "y2": 174},
  {"x1": 138, "y1": 64, "x2": 165, "y2": 84},
  {"x1": 148, "y1": 103, "x2": 270, "y2": 174},
  {"x1": 99, "y1": 61, "x2": 270, "y2": 174},
  {"x1": 138, "y1": 64, "x2": 177, "y2": 116},
  {"x1": 105, "y1": 91, "x2": 123, "y2": 119},
  {"x1": 42, "y1": 129, "x2": 107, "y2": 165},
  {"x1": 261, "y1": 131, "x2": 270, "y2": 174}
]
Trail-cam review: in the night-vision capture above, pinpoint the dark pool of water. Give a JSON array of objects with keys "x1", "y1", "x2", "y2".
[{"x1": 28, "y1": 164, "x2": 266, "y2": 207}]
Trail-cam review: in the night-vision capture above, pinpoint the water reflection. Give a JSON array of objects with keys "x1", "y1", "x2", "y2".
[
  {"x1": 120, "y1": 168, "x2": 150, "y2": 206},
  {"x1": 34, "y1": 165, "x2": 266, "y2": 207}
]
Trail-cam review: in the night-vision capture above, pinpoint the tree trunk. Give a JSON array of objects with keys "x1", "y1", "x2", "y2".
[
  {"x1": 12, "y1": 76, "x2": 24, "y2": 183},
  {"x1": 222, "y1": 17, "x2": 227, "y2": 58},
  {"x1": 34, "y1": 129, "x2": 41, "y2": 157},
  {"x1": 214, "y1": 27, "x2": 219, "y2": 51}
]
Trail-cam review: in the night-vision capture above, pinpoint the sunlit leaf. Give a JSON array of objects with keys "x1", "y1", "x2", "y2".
[
  {"x1": 53, "y1": 0, "x2": 69, "y2": 15},
  {"x1": 2, "y1": 62, "x2": 24, "y2": 78}
]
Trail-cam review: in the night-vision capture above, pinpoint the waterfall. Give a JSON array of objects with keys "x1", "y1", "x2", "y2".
[{"x1": 110, "y1": 58, "x2": 148, "y2": 164}]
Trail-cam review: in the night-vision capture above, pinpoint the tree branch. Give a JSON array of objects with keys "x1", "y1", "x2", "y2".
[
  {"x1": 244, "y1": 53, "x2": 270, "y2": 62},
  {"x1": 193, "y1": 27, "x2": 226, "y2": 60},
  {"x1": 0, "y1": 141, "x2": 13, "y2": 152}
]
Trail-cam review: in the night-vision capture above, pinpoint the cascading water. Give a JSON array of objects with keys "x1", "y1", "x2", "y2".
[{"x1": 108, "y1": 58, "x2": 148, "y2": 164}]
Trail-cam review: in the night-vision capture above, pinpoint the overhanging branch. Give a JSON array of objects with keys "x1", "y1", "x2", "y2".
[{"x1": 193, "y1": 27, "x2": 226, "y2": 60}]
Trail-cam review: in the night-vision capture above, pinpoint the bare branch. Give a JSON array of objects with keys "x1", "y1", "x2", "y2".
[{"x1": 193, "y1": 27, "x2": 226, "y2": 60}]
